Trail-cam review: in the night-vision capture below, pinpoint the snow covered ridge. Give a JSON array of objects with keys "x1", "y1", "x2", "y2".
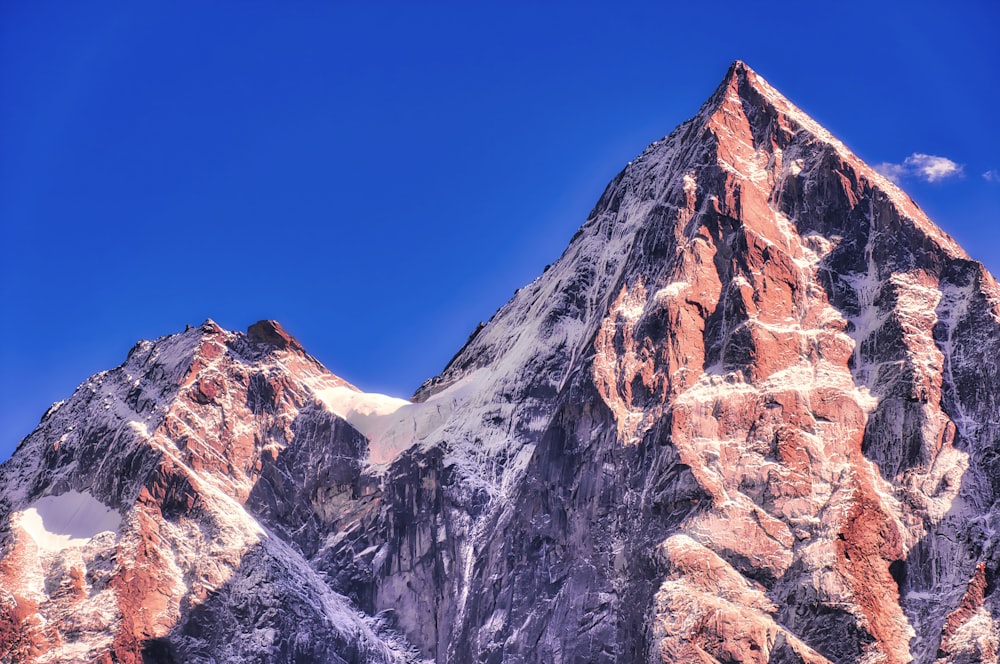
[
  {"x1": 3, "y1": 61, "x2": 1000, "y2": 663},
  {"x1": 311, "y1": 373, "x2": 482, "y2": 466}
]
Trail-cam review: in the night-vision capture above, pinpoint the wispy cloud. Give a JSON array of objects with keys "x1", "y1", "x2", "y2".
[
  {"x1": 875, "y1": 162, "x2": 908, "y2": 184},
  {"x1": 984, "y1": 169, "x2": 1000, "y2": 183},
  {"x1": 875, "y1": 153, "x2": 964, "y2": 184}
]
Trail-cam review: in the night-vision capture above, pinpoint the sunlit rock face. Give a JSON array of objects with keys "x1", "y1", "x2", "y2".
[{"x1": 2, "y1": 62, "x2": 999, "y2": 663}]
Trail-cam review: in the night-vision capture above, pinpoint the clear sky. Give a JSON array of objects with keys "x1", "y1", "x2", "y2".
[{"x1": 2, "y1": 1, "x2": 998, "y2": 461}]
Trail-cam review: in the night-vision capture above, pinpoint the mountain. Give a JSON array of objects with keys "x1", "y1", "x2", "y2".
[{"x1": 2, "y1": 61, "x2": 999, "y2": 663}]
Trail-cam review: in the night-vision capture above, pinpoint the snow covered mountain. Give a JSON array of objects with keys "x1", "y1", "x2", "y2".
[{"x1": 3, "y1": 61, "x2": 1000, "y2": 663}]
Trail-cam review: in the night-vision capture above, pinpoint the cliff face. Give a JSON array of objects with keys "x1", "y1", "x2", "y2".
[{"x1": 2, "y1": 62, "x2": 999, "y2": 663}]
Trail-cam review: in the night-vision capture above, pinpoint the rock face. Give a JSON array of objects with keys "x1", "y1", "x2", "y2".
[{"x1": 2, "y1": 61, "x2": 999, "y2": 663}]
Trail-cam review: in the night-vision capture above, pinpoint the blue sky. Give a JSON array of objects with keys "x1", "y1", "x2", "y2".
[{"x1": 2, "y1": 1, "x2": 998, "y2": 460}]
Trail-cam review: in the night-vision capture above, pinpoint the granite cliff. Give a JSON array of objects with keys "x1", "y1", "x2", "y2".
[{"x1": 2, "y1": 62, "x2": 998, "y2": 663}]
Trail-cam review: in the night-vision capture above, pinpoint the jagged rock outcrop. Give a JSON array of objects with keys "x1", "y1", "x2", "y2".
[{"x1": 2, "y1": 62, "x2": 999, "y2": 663}]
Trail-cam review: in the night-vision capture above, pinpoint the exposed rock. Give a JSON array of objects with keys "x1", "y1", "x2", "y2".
[
  {"x1": 246, "y1": 319, "x2": 305, "y2": 353},
  {"x1": 2, "y1": 61, "x2": 999, "y2": 663}
]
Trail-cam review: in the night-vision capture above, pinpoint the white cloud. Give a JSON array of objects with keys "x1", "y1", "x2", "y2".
[
  {"x1": 874, "y1": 162, "x2": 907, "y2": 184},
  {"x1": 874, "y1": 153, "x2": 964, "y2": 184},
  {"x1": 906, "y1": 154, "x2": 963, "y2": 182},
  {"x1": 984, "y1": 169, "x2": 1000, "y2": 183}
]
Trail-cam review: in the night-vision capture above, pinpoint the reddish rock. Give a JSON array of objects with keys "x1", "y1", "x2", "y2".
[
  {"x1": 247, "y1": 319, "x2": 305, "y2": 353},
  {"x1": 3, "y1": 60, "x2": 1000, "y2": 664}
]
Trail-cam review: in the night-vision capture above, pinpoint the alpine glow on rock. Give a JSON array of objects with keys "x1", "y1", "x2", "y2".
[{"x1": 2, "y1": 62, "x2": 998, "y2": 663}]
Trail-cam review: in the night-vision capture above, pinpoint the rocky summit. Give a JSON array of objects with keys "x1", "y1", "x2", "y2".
[{"x1": 2, "y1": 61, "x2": 999, "y2": 663}]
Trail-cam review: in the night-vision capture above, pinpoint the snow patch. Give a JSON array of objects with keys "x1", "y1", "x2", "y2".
[
  {"x1": 19, "y1": 491, "x2": 121, "y2": 552},
  {"x1": 683, "y1": 173, "x2": 697, "y2": 197},
  {"x1": 655, "y1": 281, "x2": 689, "y2": 300}
]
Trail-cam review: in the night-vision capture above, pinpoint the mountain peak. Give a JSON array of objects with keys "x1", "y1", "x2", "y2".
[
  {"x1": 707, "y1": 59, "x2": 770, "y2": 104},
  {"x1": 3, "y1": 62, "x2": 999, "y2": 663},
  {"x1": 690, "y1": 59, "x2": 838, "y2": 152},
  {"x1": 694, "y1": 60, "x2": 968, "y2": 262},
  {"x1": 723, "y1": 58, "x2": 753, "y2": 82},
  {"x1": 246, "y1": 319, "x2": 304, "y2": 353},
  {"x1": 697, "y1": 58, "x2": 807, "y2": 138}
]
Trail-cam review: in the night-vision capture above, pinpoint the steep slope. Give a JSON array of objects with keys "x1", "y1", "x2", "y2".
[
  {"x1": 0, "y1": 321, "x2": 419, "y2": 662},
  {"x1": 414, "y1": 61, "x2": 1000, "y2": 662},
  {"x1": 2, "y1": 61, "x2": 1000, "y2": 663}
]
